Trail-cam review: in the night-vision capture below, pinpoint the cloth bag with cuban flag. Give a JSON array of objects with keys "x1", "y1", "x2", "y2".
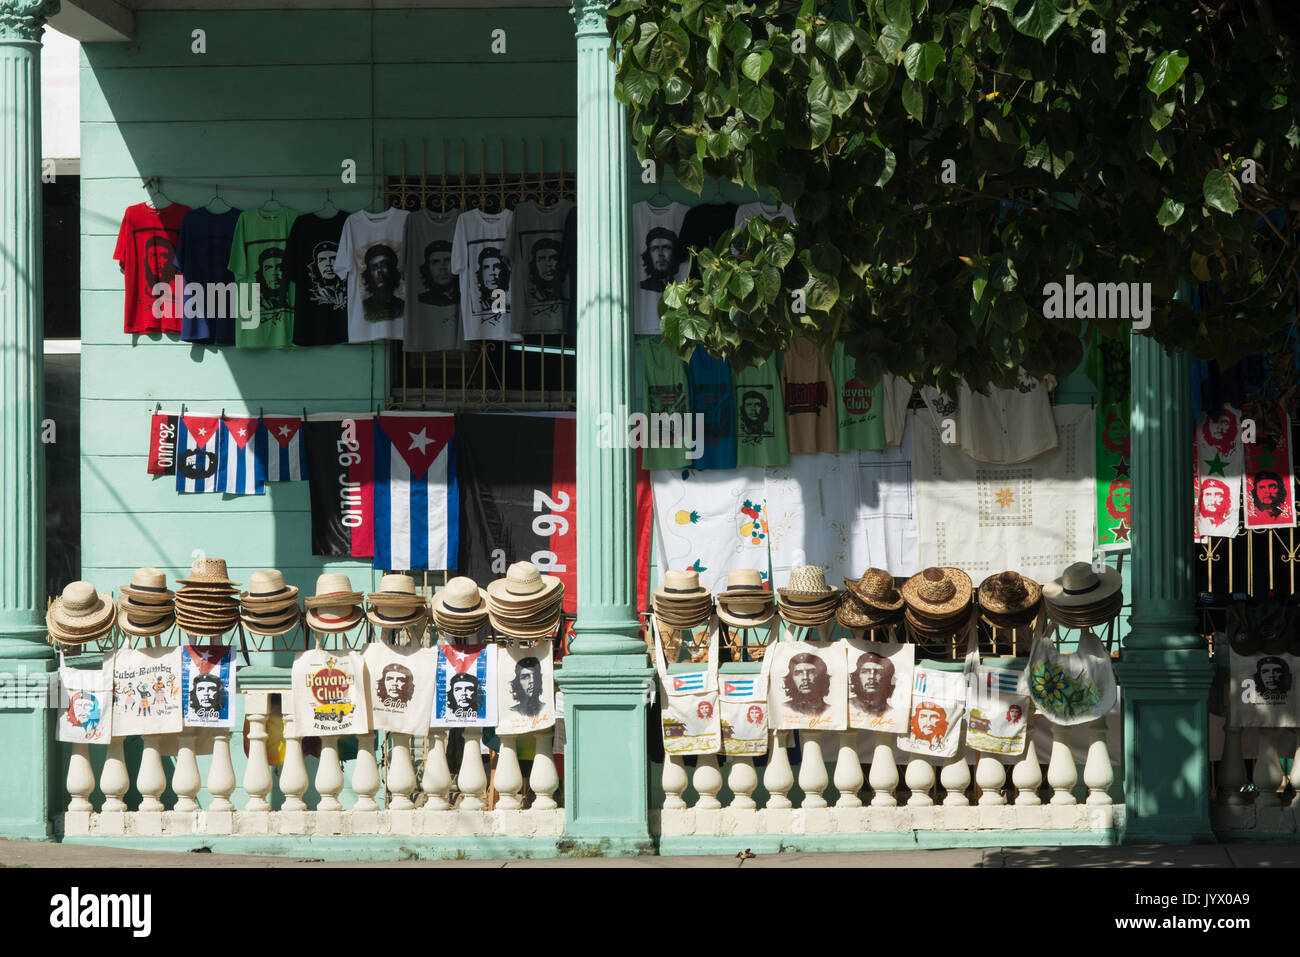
[
  {"x1": 898, "y1": 663, "x2": 966, "y2": 758},
  {"x1": 719, "y1": 648, "x2": 773, "y2": 756},
  {"x1": 652, "y1": 615, "x2": 721, "y2": 755},
  {"x1": 962, "y1": 621, "x2": 1031, "y2": 756},
  {"x1": 372, "y1": 411, "x2": 457, "y2": 571},
  {"x1": 217, "y1": 414, "x2": 266, "y2": 495}
]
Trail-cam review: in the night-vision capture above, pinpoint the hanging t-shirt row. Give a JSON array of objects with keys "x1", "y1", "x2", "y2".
[
  {"x1": 640, "y1": 337, "x2": 913, "y2": 471},
  {"x1": 114, "y1": 199, "x2": 576, "y2": 348},
  {"x1": 632, "y1": 199, "x2": 796, "y2": 337}
]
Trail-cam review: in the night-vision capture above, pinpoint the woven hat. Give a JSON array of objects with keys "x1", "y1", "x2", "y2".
[
  {"x1": 978, "y1": 571, "x2": 1042, "y2": 629},
  {"x1": 715, "y1": 568, "x2": 774, "y2": 629},
  {"x1": 902, "y1": 567, "x2": 973, "y2": 621},
  {"x1": 432, "y1": 577, "x2": 489, "y2": 637},
  {"x1": 835, "y1": 591, "x2": 903, "y2": 631},
  {"x1": 118, "y1": 567, "x2": 174, "y2": 605},
  {"x1": 653, "y1": 569, "x2": 715, "y2": 629},
  {"x1": 48, "y1": 582, "x2": 116, "y2": 644},
  {"x1": 486, "y1": 562, "x2": 564, "y2": 608},
  {"x1": 117, "y1": 595, "x2": 175, "y2": 638},
  {"x1": 778, "y1": 565, "x2": 839, "y2": 601},
  {"x1": 240, "y1": 569, "x2": 300, "y2": 607},
  {"x1": 241, "y1": 604, "x2": 302, "y2": 638},
  {"x1": 366, "y1": 574, "x2": 428, "y2": 629},
  {"x1": 304, "y1": 573, "x2": 364, "y2": 633},
  {"x1": 176, "y1": 557, "x2": 241, "y2": 587},
  {"x1": 844, "y1": 568, "x2": 905, "y2": 612}
]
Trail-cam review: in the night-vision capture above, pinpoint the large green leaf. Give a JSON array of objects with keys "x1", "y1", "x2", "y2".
[
  {"x1": 1009, "y1": 0, "x2": 1067, "y2": 42},
  {"x1": 902, "y1": 78, "x2": 925, "y2": 120},
  {"x1": 1156, "y1": 196, "x2": 1185, "y2": 226},
  {"x1": 1146, "y1": 51, "x2": 1189, "y2": 96},
  {"x1": 622, "y1": 66, "x2": 659, "y2": 105},
  {"x1": 877, "y1": 23, "x2": 909, "y2": 62},
  {"x1": 1202, "y1": 169, "x2": 1239, "y2": 214},
  {"x1": 903, "y1": 41, "x2": 944, "y2": 82},
  {"x1": 741, "y1": 50, "x2": 773, "y2": 81},
  {"x1": 816, "y1": 21, "x2": 856, "y2": 62},
  {"x1": 739, "y1": 81, "x2": 775, "y2": 120}
]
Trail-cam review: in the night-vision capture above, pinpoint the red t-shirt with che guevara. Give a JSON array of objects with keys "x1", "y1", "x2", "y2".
[{"x1": 113, "y1": 202, "x2": 191, "y2": 334}]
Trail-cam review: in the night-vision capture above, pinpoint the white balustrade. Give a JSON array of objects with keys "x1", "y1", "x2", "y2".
[
  {"x1": 1217, "y1": 726, "x2": 1246, "y2": 806},
  {"x1": 457, "y1": 728, "x2": 488, "y2": 810},
  {"x1": 1047, "y1": 723, "x2": 1078, "y2": 805},
  {"x1": 904, "y1": 758, "x2": 936, "y2": 806},
  {"x1": 940, "y1": 753, "x2": 970, "y2": 806},
  {"x1": 727, "y1": 756, "x2": 758, "y2": 809},
  {"x1": 1083, "y1": 719, "x2": 1113, "y2": 805},
  {"x1": 764, "y1": 730, "x2": 794, "y2": 808},
  {"x1": 694, "y1": 755, "x2": 723, "y2": 809},
  {"x1": 173, "y1": 730, "x2": 201, "y2": 812},
  {"x1": 208, "y1": 728, "x2": 237, "y2": 811},
  {"x1": 314, "y1": 736, "x2": 344, "y2": 811},
  {"x1": 352, "y1": 732, "x2": 381, "y2": 812},
  {"x1": 976, "y1": 754, "x2": 1006, "y2": 805},
  {"x1": 421, "y1": 729, "x2": 453, "y2": 810},
  {"x1": 662, "y1": 753, "x2": 688, "y2": 809},
  {"x1": 279, "y1": 707, "x2": 308, "y2": 812},
  {"x1": 136, "y1": 735, "x2": 166, "y2": 813},
  {"x1": 1013, "y1": 719, "x2": 1044, "y2": 805},
  {"x1": 66, "y1": 744, "x2": 94, "y2": 813},
  {"x1": 797, "y1": 732, "x2": 829, "y2": 808},
  {"x1": 868, "y1": 732, "x2": 899, "y2": 806},
  {"x1": 495, "y1": 734, "x2": 525, "y2": 811},
  {"x1": 100, "y1": 739, "x2": 129, "y2": 812},
  {"x1": 1253, "y1": 727, "x2": 1284, "y2": 807},
  {"x1": 833, "y1": 731, "x2": 864, "y2": 807},
  {"x1": 242, "y1": 696, "x2": 272, "y2": 812},
  {"x1": 529, "y1": 729, "x2": 559, "y2": 810},
  {"x1": 387, "y1": 732, "x2": 417, "y2": 810}
]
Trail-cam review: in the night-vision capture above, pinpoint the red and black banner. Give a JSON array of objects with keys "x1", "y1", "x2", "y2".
[
  {"x1": 146, "y1": 411, "x2": 179, "y2": 475},
  {"x1": 456, "y1": 413, "x2": 653, "y2": 619},
  {"x1": 304, "y1": 414, "x2": 375, "y2": 558}
]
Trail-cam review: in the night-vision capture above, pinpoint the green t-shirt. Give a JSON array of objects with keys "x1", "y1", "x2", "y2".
[
  {"x1": 832, "y1": 343, "x2": 886, "y2": 451},
  {"x1": 640, "y1": 338, "x2": 691, "y2": 470},
  {"x1": 228, "y1": 207, "x2": 300, "y2": 348},
  {"x1": 734, "y1": 359, "x2": 788, "y2": 467}
]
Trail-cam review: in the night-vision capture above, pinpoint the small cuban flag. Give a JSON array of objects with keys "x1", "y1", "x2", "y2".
[
  {"x1": 257, "y1": 415, "x2": 309, "y2": 482},
  {"x1": 987, "y1": 669, "x2": 1022, "y2": 696},
  {"x1": 671, "y1": 672, "x2": 706, "y2": 693},
  {"x1": 175, "y1": 414, "x2": 221, "y2": 494},
  {"x1": 722, "y1": 678, "x2": 756, "y2": 698},
  {"x1": 216, "y1": 415, "x2": 265, "y2": 495}
]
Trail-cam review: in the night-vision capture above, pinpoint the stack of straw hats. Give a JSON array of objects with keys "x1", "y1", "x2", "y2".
[
  {"x1": 902, "y1": 566, "x2": 973, "y2": 638},
  {"x1": 652, "y1": 569, "x2": 714, "y2": 630},
  {"x1": 714, "y1": 569, "x2": 775, "y2": 629},
  {"x1": 488, "y1": 562, "x2": 565, "y2": 639},
  {"x1": 366, "y1": 574, "x2": 428, "y2": 634},
  {"x1": 978, "y1": 570, "x2": 1042, "y2": 629},
  {"x1": 174, "y1": 558, "x2": 241, "y2": 635},
  {"x1": 776, "y1": 565, "x2": 839, "y2": 626},
  {"x1": 432, "y1": 576, "x2": 490, "y2": 638},
  {"x1": 839, "y1": 567, "x2": 905, "y2": 630},
  {"x1": 117, "y1": 567, "x2": 176, "y2": 638},
  {"x1": 239, "y1": 569, "x2": 301, "y2": 637},
  {"x1": 48, "y1": 581, "x2": 116, "y2": 646},
  {"x1": 303, "y1": 572, "x2": 365, "y2": 633},
  {"x1": 1042, "y1": 561, "x2": 1123, "y2": 628}
]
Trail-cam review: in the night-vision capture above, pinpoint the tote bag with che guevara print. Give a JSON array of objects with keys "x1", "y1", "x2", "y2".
[
  {"x1": 652, "y1": 615, "x2": 721, "y2": 755},
  {"x1": 718, "y1": 650, "x2": 774, "y2": 756},
  {"x1": 963, "y1": 624, "x2": 1031, "y2": 756}
]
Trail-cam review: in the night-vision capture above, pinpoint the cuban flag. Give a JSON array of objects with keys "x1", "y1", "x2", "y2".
[
  {"x1": 175, "y1": 414, "x2": 221, "y2": 494},
  {"x1": 987, "y1": 669, "x2": 1023, "y2": 696},
  {"x1": 373, "y1": 412, "x2": 457, "y2": 571},
  {"x1": 257, "y1": 415, "x2": 309, "y2": 482},
  {"x1": 216, "y1": 416, "x2": 265, "y2": 495},
  {"x1": 722, "y1": 678, "x2": 757, "y2": 698},
  {"x1": 671, "y1": 672, "x2": 706, "y2": 693}
]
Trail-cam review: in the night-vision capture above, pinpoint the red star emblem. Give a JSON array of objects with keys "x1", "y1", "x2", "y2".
[{"x1": 1110, "y1": 519, "x2": 1131, "y2": 543}]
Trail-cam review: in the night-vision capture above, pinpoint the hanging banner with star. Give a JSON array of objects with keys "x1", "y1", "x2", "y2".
[
  {"x1": 1085, "y1": 330, "x2": 1131, "y2": 551},
  {"x1": 1195, "y1": 406, "x2": 1243, "y2": 538},
  {"x1": 1244, "y1": 407, "x2": 1296, "y2": 530},
  {"x1": 910, "y1": 404, "x2": 1096, "y2": 585},
  {"x1": 372, "y1": 411, "x2": 457, "y2": 571}
]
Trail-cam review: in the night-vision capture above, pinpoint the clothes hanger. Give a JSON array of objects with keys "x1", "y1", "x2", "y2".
[
  {"x1": 648, "y1": 181, "x2": 673, "y2": 209},
  {"x1": 144, "y1": 176, "x2": 172, "y2": 210},
  {"x1": 204, "y1": 184, "x2": 231, "y2": 215},
  {"x1": 260, "y1": 190, "x2": 282, "y2": 213},
  {"x1": 368, "y1": 186, "x2": 388, "y2": 214},
  {"x1": 316, "y1": 187, "x2": 339, "y2": 218}
]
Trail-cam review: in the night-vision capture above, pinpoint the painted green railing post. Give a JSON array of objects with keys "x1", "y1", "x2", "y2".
[
  {"x1": 1117, "y1": 332, "x2": 1214, "y2": 842},
  {"x1": 0, "y1": 0, "x2": 60, "y2": 841},
  {"x1": 554, "y1": 0, "x2": 655, "y2": 855}
]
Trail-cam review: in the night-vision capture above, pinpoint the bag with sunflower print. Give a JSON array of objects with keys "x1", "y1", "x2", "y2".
[{"x1": 1026, "y1": 624, "x2": 1116, "y2": 726}]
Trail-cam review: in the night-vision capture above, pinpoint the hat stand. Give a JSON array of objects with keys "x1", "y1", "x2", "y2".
[{"x1": 721, "y1": 615, "x2": 775, "y2": 664}]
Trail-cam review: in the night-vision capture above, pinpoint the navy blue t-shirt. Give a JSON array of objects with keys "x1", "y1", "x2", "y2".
[
  {"x1": 687, "y1": 349, "x2": 736, "y2": 470},
  {"x1": 174, "y1": 207, "x2": 241, "y2": 344}
]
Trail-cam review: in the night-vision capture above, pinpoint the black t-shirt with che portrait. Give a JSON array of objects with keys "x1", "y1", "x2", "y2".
[{"x1": 287, "y1": 212, "x2": 348, "y2": 346}]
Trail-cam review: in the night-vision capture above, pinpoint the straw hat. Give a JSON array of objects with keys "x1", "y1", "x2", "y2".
[
  {"x1": 715, "y1": 568, "x2": 774, "y2": 629},
  {"x1": 902, "y1": 567, "x2": 973, "y2": 619},
  {"x1": 176, "y1": 557, "x2": 241, "y2": 587},
  {"x1": 844, "y1": 568, "x2": 905, "y2": 612},
  {"x1": 304, "y1": 573, "x2": 364, "y2": 632},
  {"x1": 978, "y1": 571, "x2": 1042, "y2": 629},
  {"x1": 48, "y1": 582, "x2": 116, "y2": 644},
  {"x1": 653, "y1": 569, "x2": 715, "y2": 630},
  {"x1": 487, "y1": 562, "x2": 564, "y2": 607},
  {"x1": 117, "y1": 595, "x2": 175, "y2": 638},
  {"x1": 432, "y1": 577, "x2": 490, "y2": 637},
  {"x1": 835, "y1": 591, "x2": 903, "y2": 631},
  {"x1": 118, "y1": 567, "x2": 174, "y2": 605},
  {"x1": 1042, "y1": 562, "x2": 1124, "y2": 627},
  {"x1": 777, "y1": 566, "x2": 838, "y2": 626},
  {"x1": 240, "y1": 569, "x2": 300, "y2": 607},
  {"x1": 366, "y1": 574, "x2": 429, "y2": 629}
]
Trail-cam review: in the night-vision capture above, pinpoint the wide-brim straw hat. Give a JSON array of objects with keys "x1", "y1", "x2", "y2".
[
  {"x1": 366, "y1": 574, "x2": 428, "y2": 612},
  {"x1": 902, "y1": 567, "x2": 973, "y2": 621},
  {"x1": 778, "y1": 565, "x2": 839, "y2": 602},
  {"x1": 836, "y1": 592, "x2": 903, "y2": 630},
  {"x1": 367, "y1": 606, "x2": 429, "y2": 630},
  {"x1": 116, "y1": 595, "x2": 175, "y2": 637},
  {"x1": 176, "y1": 557, "x2": 241, "y2": 587},
  {"x1": 654, "y1": 600, "x2": 715, "y2": 629},
  {"x1": 241, "y1": 605, "x2": 302, "y2": 637},
  {"x1": 653, "y1": 568, "x2": 711, "y2": 604},
  {"x1": 240, "y1": 569, "x2": 300, "y2": 607},
  {"x1": 306, "y1": 605, "x2": 364, "y2": 633},
  {"x1": 1042, "y1": 562, "x2": 1123, "y2": 608},
  {"x1": 303, "y1": 572, "x2": 364, "y2": 609},
  {"x1": 716, "y1": 597, "x2": 775, "y2": 629},
  {"x1": 489, "y1": 611, "x2": 562, "y2": 639},
  {"x1": 487, "y1": 561, "x2": 564, "y2": 607},
  {"x1": 978, "y1": 571, "x2": 1043, "y2": 628},
  {"x1": 779, "y1": 602, "x2": 838, "y2": 626},
  {"x1": 119, "y1": 567, "x2": 175, "y2": 605},
  {"x1": 431, "y1": 577, "x2": 489, "y2": 620},
  {"x1": 48, "y1": 582, "x2": 116, "y2": 643},
  {"x1": 844, "y1": 567, "x2": 905, "y2": 612}
]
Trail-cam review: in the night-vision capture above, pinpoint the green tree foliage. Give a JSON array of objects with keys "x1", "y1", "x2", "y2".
[{"x1": 607, "y1": 0, "x2": 1300, "y2": 391}]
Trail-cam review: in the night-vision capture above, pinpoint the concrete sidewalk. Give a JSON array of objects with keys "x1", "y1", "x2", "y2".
[{"x1": 3, "y1": 838, "x2": 1299, "y2": 868}]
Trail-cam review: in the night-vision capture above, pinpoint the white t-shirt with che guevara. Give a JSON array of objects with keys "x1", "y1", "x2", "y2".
[{"x1": 335, "y1": 208, "x2": 409, "y2": 343}]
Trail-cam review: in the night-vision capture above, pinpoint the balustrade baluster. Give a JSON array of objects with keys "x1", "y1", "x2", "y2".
[
  {"x1": 1217, "y1": 726, "x2": 1246, "y2": 806},
  {"x1": 693, "y1": 754, "x2": 723, "y2": 809},
  {"x1": 66, "y1": 743, "x2": 94, "y2": 813},
  {"x1": 797, "y1": 732, "x2": 829, "y2": 808},
  {"x1": 868, "y1": 732, "x2": 899, "y2": 806},
  {"x1": 662, "y1": 754, "x2": 688, "y2": 809},
  {"x1": 352, "y1": 732, "x2": 381, "y2": 811},
  {"x1": 208, "y1": 728, "x2": 237, "y2": 811},
  {"x1": 387, "y1": 732, "x2": 417, "y2": 810},
  {"x1": 315, "y1": 736, "x2": 344, "y2": 811},
  {"x1": 1084, "y1": 718, "x2": 1113, "y2": 805},
  {"x1": 136, "y1": 735, "x2": 166, "y2": 813},
  {"x1": 173, "y1": 730, "x2": 200, "y2": 812},
  {"x1": 279, "y1": 706, "x2": 308, "y2": 812},
  {"x1": 101, "y1": 738, "x2": 129, "y2": 812},
  {"x1": 1253, "y1": 727, "x2": 1284, "y2": 807},
  {"x1": 1013, "y1": 717, "x2": 1043, "y2": 805},
  {"x1": 529, "y1": 729, "x2": 559, "y2": 810},
  {"x1": 975, "y1": 754, "x2": 1006, "y2": 805},
  {"x1": 940, "y1": 752, "x2": 971, "y2": 806},
  {"x1": 457, "y1": 728, "x2": 488, "y2": 810},
  {"x1": 833, "y1": 731, "x2": 864, "y2": 807},
  {"x1": 904, "y1": 758, "x2": 936, "y2": 806},
  {"x1": 421, "y1": 729, "x2": 453, "y2": 810},
  {"x1": 727, "y1": 756, "x2": 758, "y2": 809},
  {"x1": 495, "y1": 734, "x2": 525, "y2": 810},
  {"x1": 764, "y1": 730, "x2": 794, "y2": 808},
  {"x1": 1047, "y1": 723, "x2": 1078, "y2": 805},
  {"x1": 242, "y1": 696, "x2": 272, "y2": 812}
]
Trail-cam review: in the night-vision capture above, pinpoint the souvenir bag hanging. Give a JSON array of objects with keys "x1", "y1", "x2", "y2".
[
  {"x1": 111, "y1": 646, "x2": 184, "y2": 736},
  {"x1": 766, "y1": 635, "x2": 847, "y2": 731},
  {"x1": 291, "y1": 644, "x2": 370, "y2": 736},
  {"x1": 718, "y1": 650, "x2": 773, "y2": 757},
  {"x1": 1228, "y1": 650, "x2": 1300, "y2": 728},
  {"x1": 496, "y1": 640, "x2": 556, "y2": 734},
  {"x1": 898, "y1": 665, "x2": 966, "y2": 758},
  {"x1": 1025, "y1": 618, "x2": 1117, "y2": 726},
  {"x1": 431, "y1": 642, "x2": 498, "y2": 728},
  {"x1": 363, "y1": 639, "x2": 439, "y2": 735},
  {"x1": 58, "y1": 656, "x2": 113, "y2": 744},
  {"x1": 653, "y1": 615, "x2": 721, "y2": 755},
  {"x1": 962, "y1": 620, "x2": 1031, "y2": 756},
  {"x1": 181, "y1": 644, "x2": 236, "y2": 728},
  {"x1": 846, "y1": 635, "x2": 914, "y2": 734}
]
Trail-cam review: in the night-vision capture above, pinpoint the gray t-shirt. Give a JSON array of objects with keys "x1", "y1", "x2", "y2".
[
  {"x1": 402, "y1": 208, "x2": 465, "y2": 352},
  {"x1": 508, "y1": 199, "x2": 574, "y2": 334}
]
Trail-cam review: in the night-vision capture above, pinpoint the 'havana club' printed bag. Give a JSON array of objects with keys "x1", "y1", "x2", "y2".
[
  {"x1": 652, "y1": 614, "x2": 721, "y2": 755},
  {"x1": 1026, "y1": 617, "x2": 1116, "y2": 726}
]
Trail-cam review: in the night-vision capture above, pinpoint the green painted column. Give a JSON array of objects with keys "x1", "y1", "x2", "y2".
[
  {"x1": 554, "y1": 0, "x2": 654, "y2": 855},
  {"x1": 0, "y1": 0, "x2": 59, "y2": 840},
  {"x1": 1117, "y1": 332, "x2": 1214, "y2": 842}
]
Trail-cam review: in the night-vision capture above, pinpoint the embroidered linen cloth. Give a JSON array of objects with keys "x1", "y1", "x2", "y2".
[{"x1": 652, "y1": 467, "x2": 769, "y2": 594}]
